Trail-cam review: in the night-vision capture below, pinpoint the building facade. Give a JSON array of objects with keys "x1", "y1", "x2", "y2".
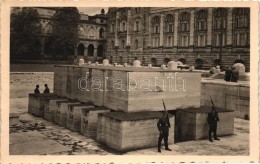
[
  {"x1": 12, "y1": 7, "x2": 108, "y2": 62},
  {"x1": 106, "y1": 7, "x2": 250, "y2": 71}
]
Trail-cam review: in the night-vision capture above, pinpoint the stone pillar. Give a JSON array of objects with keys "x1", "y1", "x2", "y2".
[
  {"x1": 115, "y1": 12, "x2": 119, "y2": 47},
  {"x1": 207, "y1": 8, "x2": 213, "y2": 46},
  {"x1": 174, "y1": 11, "x2": 179, "y2": 47},
  {"x1": 159, "y1": 14, "x2": 164, "y2": 47},
  {"x1": 40, "y1": 37, "x2": 45, "y2": 58},
  {"x1": 84, "y1": 46, "x2": 88, "y2": 56},
  {"x1": 189, "y1": 10, "x2": 195, "y2": 46},
  {"x1": 148, "y1": 16, "x2": 151, "y2": 47},
  {"x1": 74, "y1": 46, "x2": 77, "y2": 56},
  {"x1": 227, "y1": 8, "x2": 233, "y2": 46},
  {"x1": 127, "y1": 9, "x2": 131, "y2": 46}
]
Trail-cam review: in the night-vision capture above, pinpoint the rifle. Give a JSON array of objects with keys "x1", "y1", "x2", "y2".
[
  {"x1": 210, "y1": 96, "x2": 215, "y2": 109},
  {"x1": 162, "y1": 99, "x2": 167, "y2": 111}
]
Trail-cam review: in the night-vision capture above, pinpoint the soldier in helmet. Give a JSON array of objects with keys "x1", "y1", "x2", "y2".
[
  {"x1": 207, "y1": 107, "x2": 220, "y2": 142},
  {"x1": 157, "y1": 110, "x2": 172, "y2": 153}
]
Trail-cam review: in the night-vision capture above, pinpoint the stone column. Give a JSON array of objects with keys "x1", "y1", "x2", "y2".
[
  {"x1": 159, "y1": 14, "x2": 164, "y2": 47},
  {"x1": 207, "y1": 8, "x2": 213, "y2": 46},
  {"x1": 127, "y1": 9, "x2": 131, "y2": 46},
  {"x1": 148, "y1": 16, "x2": 151, "y2": 47},
  {"x1": 227, "y1": 8, "x2": 233, "y2": 46},
  {"x1": 189, "y1": 10, "x2": 195, "y2": 46},
  {"x1": 84, "y1": 45, "x2": 88, "y2": 56},
  {"x1": 174, "y1": 11, "x2": 179, "y2": 47},
  {"x1": 40, "y1": 37, "x2": 45, "y2": 59},
  {"x1": 115, "y1": 12, "x2": 119, "y2": 47}
]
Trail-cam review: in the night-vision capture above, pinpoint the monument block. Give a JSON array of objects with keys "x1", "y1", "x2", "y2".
[
  {"x1": 175, "y1": 107, "x2": 234, "y2": 142},
  {"x1": 28, "y1": 93, "x2": 57, "y2": 117},
  {"x1": 44, "y1": 97, "x2": 68, "y2": 122},
  {"x1": 81, "y1": 107, "x2": 111, "y2": 138},
  {"x1": 66, "y1": 103, "x2": 95, "y2": 133},
  {"x1": 54, "y1": 100, "x2": 81, "y2": 127},
  {"x1": 96, "y1": 111, "x2": 174, "y2": 152}
]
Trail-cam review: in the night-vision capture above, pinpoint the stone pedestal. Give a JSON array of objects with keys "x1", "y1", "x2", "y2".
[
  {"x1": 81, "y1": 107, "x2": 111, "y2": 138},
  {"x1": 54, "y1": 100, "x2": 81, "y2": 127},
  {"x1": 66, "y1": 103, "x2": 95, "y2": 132},
  {"x1": 28, "y1": 93, "x2": 57, "y2": 117},
  {"x1": 44, "y1": 97, "x2": 68, "y2": 122},
  {"x1": 96, "y1": 111, "x2": 174, "y2": 152},
  {"x1": 175, "y1": 107, "x2": 234, "y2": 142}
]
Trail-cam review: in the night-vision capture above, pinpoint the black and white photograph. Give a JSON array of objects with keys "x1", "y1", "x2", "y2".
[{"x1": 1, "y1": 1, "x2": 259, "y2": 162}]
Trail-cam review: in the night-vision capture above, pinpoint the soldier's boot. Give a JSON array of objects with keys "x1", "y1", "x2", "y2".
[
  {"x1": 165, "y1": 141, "x2": 172, "y2": 151},
  {"x1": 158, "y1": 140, "x2": 161, "y2": 153}
]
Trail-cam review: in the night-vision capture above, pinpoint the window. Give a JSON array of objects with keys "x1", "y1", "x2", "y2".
[
  {"x1": 197, "y1": 35, "x2": 206, "y2": 47},
  {"x1": 99, "y1": 28, "x2": 104, "y2": 38},
  {"x1": 111, "y1": 24, "x2": 115, "y2": 33},
  {"x1": 111, "y1": 40, "x2": 114, "y2": 49},
  {"x1": 135, "y1": 39, "x2": 138, "y2": 49},
  {"x1": 152, "y1": 16, "x2": 160, "y2": 34},
  {"x1": 135, "y1": 21, "x2": 139, "y2": 31},
  {"x1": 196, "y1": 10, "x2": 207, "y2": 31},
  {"x1": 180, "y1": 35, "x2": 189, "y2": 47},
  {"x1": 165, "y1": 14, "x2": 174, "y2": 33},
  {"x1": 215, "y1": 33, "x2": 226, "y2": 46},
  {"x1": 214, "y1": 8, "x2": 227, "y2": 30},
  {"x1": 180, "y1": 12, "x2": 190, "y2": 32},
  {"x1": 88, "y1": 27, "x2": 95, "y2": 38},
  {"x1": 236, "y1": 33, "x2": 247, "y2": 46},
  {"x1": 166, "y1": 36, "x2": 173, "y2": 47},
  {"x1": 121, "y1": 40, "x2": 125, "y2": 49}
]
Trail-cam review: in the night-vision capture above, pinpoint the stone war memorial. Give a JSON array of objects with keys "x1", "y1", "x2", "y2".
[{"x1": 27, "y1": 59, "x2": 237, "y2": 152}]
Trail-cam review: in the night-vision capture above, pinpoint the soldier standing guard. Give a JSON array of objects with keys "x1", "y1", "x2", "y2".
[
  {"x1": 157, "y1": 111, "x2": 172, "y2": 153},
  {"x1": 207, "y1": 107, "x2": 220, "y2": 142}
]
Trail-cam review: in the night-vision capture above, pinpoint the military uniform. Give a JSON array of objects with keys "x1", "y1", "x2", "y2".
[
  {"x1": 207, "y1": 109, "x2": 220, "y2": 142},
  {"x1": 157, "y1": 112, "x2": 171, "y2": 152}
]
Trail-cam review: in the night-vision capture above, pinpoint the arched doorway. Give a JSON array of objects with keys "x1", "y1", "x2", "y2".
[
  {"x1": 97, "y1": 45, "x2": 104, "y2": 57},
  {"x1": 88, "y1": 44, "x2": 94, "y2": 56},
  {"x1": 214, "y1": 59, "x2": 222, "y2": 66},
  {"x1": 234, "y1": 59, "x2": 244, "y2": 64},
  {"x1": 151, "y1": 58, "x2": 157, "y2": 66},
  {"x1": 77, "y1": 43, "x2": 85, "y2": 56},
  {"x1": 164, "y1": 58, "x2": 170, "y2": 65},
  {"x1": 195, "y1": 58, "x2": 204, "y2": 69},
  {"x1": 178, "y1": 58, "x2": 186, "y2": 64}
]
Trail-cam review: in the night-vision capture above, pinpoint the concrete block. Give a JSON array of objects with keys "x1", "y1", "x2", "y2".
[
  {"x1": 28, "y1": 93, "x2": 57, "y2": 117},
  {"x1": 54, "y1": 100, "x2": 81, "y2": 127},
  {"x1": 66, "y1": 103, "x2": 95, "y2": 133},
  {"x1": 81, "y1": 107, "x2": 110, "y2": 138},
  {"x1": 175, "y1": 107, "x2": 234, "y2": 142},
  {"x1": 97, "y1": 111, "x2": 174, "y2": 152},
  {"x1": 44, "y1": 97, "x2": 68, "y2": 122}
]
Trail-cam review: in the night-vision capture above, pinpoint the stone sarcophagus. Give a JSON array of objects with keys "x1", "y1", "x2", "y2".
[
  {"x1": 28, "y1": 93, "x2": 57, "y2": 117},
  {"x1": 54, "y1": 65, "x2": 201, "y2": 112},
  {"x1": 66, "y1": 103, "x2": 95, "y2": 133},
  {"x1": 54, "y1": 100, "x2": 81, "y2": 127},
  {"x1": 96, "y1": 111, "x2": 174, "y2": 152},
  {"x1": 175, "y1": 107, "x2": 234, "y2": 142},
  {"x1": 81, "y1": 107, "x2": 111, "y2": 138}
]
